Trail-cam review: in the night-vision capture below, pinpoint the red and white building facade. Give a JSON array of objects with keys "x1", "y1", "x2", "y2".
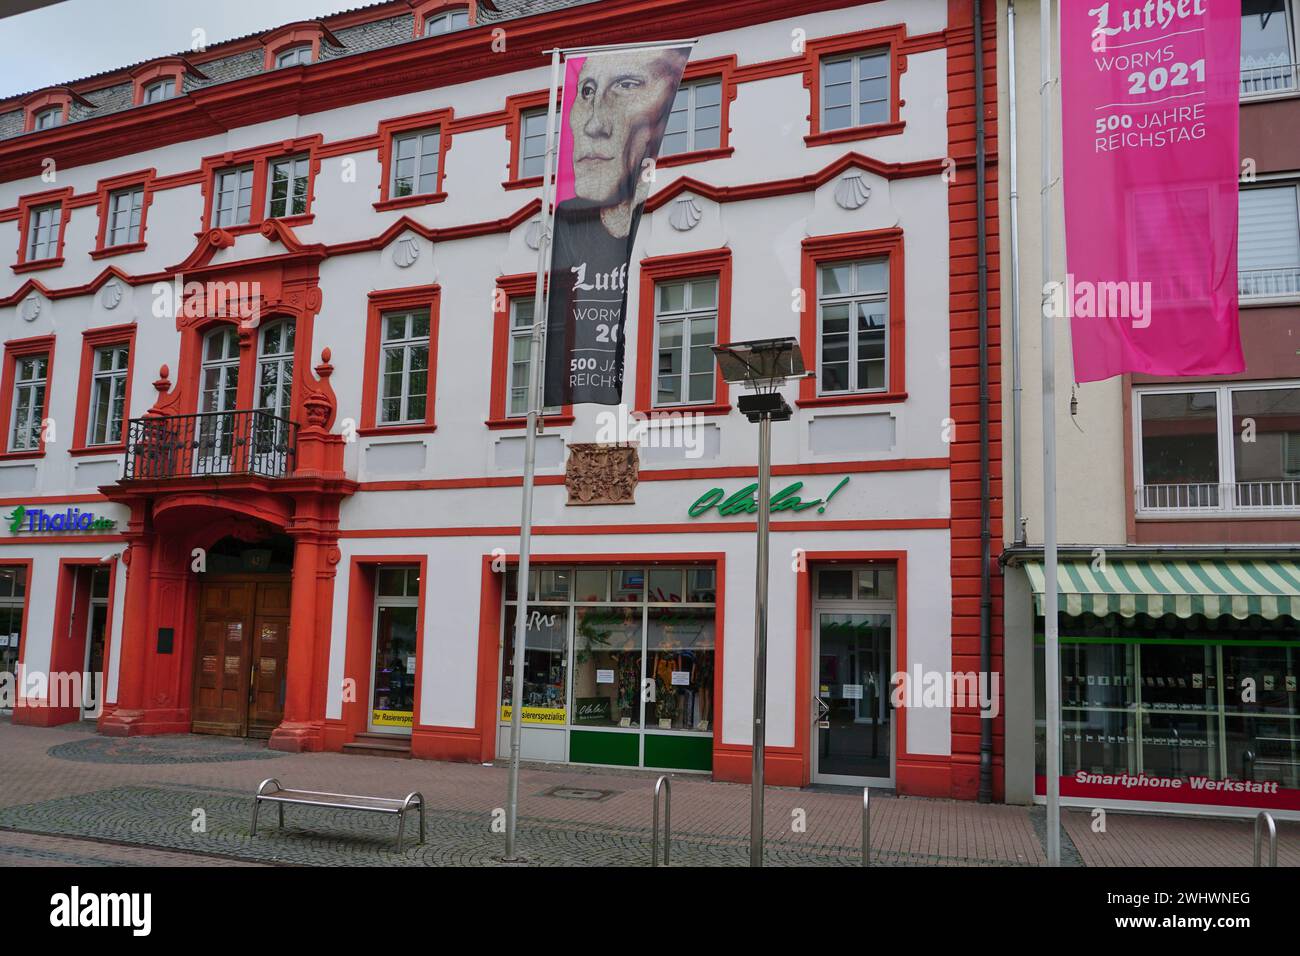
[{"x1": 0, "y1": 0, "x2": 1001, "y2": 798}]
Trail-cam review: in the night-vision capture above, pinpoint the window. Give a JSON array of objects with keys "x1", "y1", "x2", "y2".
[
  {"x1": 105, "y1": 187, "x2": 144, "y2": 247},
  {"x1": 820, "y1": 49, "x2": 890, "y2": 132},
  {"x1": 25, "y1": 203, "x2": 61, "y2": 261},
  {"x1": 391, "y1": 128, "x2": 441, "y2": 198},
  {"x1": 142, "y1": 79, "x2": 174, "y2": 104},
  {"x1": 274, "y1": 44, "x2": 313, "y2": 68},
  {"x1": 33, "y1": 107, "x2": 62, "y2": 130},
  {"x1": 654, "y1": 278, "x2": 717, "y2": 407},
  {"x1": 1241, "y1": 0, "x2": 1296, "y2": 95},
  {"x1": 267, "y1": 155, "x2": 310, "y2": 219},
  {"x1": 9, "y1": 353, "x2": 48, "y2": 452},
  {"x1": 506, "y1": 296, "x2": 559, "y2": 417},
  {"x1": 0, "y1": 566, "x2": 28, "y2": 701},
  {"x1": 817, "y1": 258, "x2": 888, "y2": 395},
  {"x1": 1135, "y1": 383, "x2": 1300, "y2": 513},
  {"x1": 371, "y1": 565, "x2": 421, "y2": 733},
  {"x1": 661, "y1": 79, "x2": 722, "y2": 156},
  {"x1": 87, "y1": 345, "x2": 129, "y2": 446},
  {"x1": 256, "y1": 320, "x2": 295, "y2": 420},
  {"x1": 213, "y1": 166, "x2": 254, "y2": 228},
  {"x1": 1239, "y1": 184, "x2": 1300, "y2": 298},
  {"x1": 379, "y1": 310, "x2": 430, "y2": 425},
  {"x1": 197, "y1": 327, "x2": 240, "y2": 470},
  {"x1": 518, "y1": 109, "x2": 548, "y2": 179},
  {"x1": 423, "y1": 7, "x2": 469, "y2": 34}
]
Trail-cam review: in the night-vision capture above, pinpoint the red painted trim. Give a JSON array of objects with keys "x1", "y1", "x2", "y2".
[
  {"x1": 17, "y1": 557, "x2": 108, "y2": 726},
  {"x1": 797, "y1": 227, "x2": 906, "y2": 407},
  {"x1": 90, "y1": 169, "x2": 155, "y2": 258},
  {"x1": 13, "y1": 187, "x2": 72, "y2": 272},
  {"x1": 337, "y1": 518, "x2": 949, "y2": 539},
  {"x1": 21, "y1": 90, "x2": 73, "y2": 133},
  {"x1": 410, "y1": 0, "x2": 478, "y2": 38},
  {"x1": 70, "y1": 322, "x2": 137, "y2": 456},
  {"x1": 374, "y1": 108, "x2": 454, "y2": 210},
  {"x1": 260, "y1": 22, "x2": 341, "y2": 72},
  {"x1": 487, "y1": 272, "x2": 574, "y2": 426},
  {"x1": 654, "y1": 56, "x2": 739, "y2": 170},
  {"x1": 129, "y1": 59, "x2": 200, "y2": 107},
  {"x1": 0, "y1": 556, "x2": 32, "y2": 677},
  {"x1": 199, "y1": 135, "x2": 323, "y2": 232},
  {"x1": 502, "y1": 88, "x2": 553, "y2": 188},
  {"x1": 634, "y1": 247, "x2": 733, "y2": 417},
  {"x1": 0, "y1": 334, "x2": 55, "y2": 458},
  {"x1": 801, "y1": 24, "x2": 907, "y2": 146},
  {"x1": 360, "y1": 285, "x2": 441, "y2": 434}
]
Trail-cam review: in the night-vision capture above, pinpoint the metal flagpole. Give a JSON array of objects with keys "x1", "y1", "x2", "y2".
[
  {"x1": 750, "y1": 411, "x2": 772, "y2": 867},
  {"x1": 1039, "y1": 0, "x2": 1061, "y2": 868},
  {"x1": 504, "y1": 46, "x2": 562, "y2": 863}
]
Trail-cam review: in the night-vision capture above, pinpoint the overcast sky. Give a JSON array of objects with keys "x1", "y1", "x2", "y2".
[{"x1": 0, "y1": 0, "x2": 374, "y2": 99}]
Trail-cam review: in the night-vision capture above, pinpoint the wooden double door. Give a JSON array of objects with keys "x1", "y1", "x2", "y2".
[{"x1": 192, "y1": 577, "x2": 291, "y2": 738}]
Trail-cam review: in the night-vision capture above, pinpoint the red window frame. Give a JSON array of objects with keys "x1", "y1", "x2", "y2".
[
  {"x1": 655, "y1": 56, "x2": 738, "y2": 170},
  {"x1": 797, "y1": 228, "x2": 906, "y2": 409},
  {"x1": 360, "y1": 285, "x2": 441, "y2": 436},
  {"x1": 374, "y1": 109, "x2": 454, "y2": 211},
  {"x1": 634, "y1": 247, "x2": 733, "y2": 417},
  {"x1": 13, "y1": 187, "x2": 72, "y2": 273},
  {"x1": 260, "y1": 23, "x2": 338, "y2": 71},
  {"x1": 199, "y1": 135, "x2": 321, "y2": 234},
  {"x1": 130, "y1": 61, "x2": 188, "y2": 105},
  {"x1": 411, "y1": 0, "x2": 477, "y2": 38},
  {"x1": 91, "y1": 169, "x2": 155, "y2": 258},
  {"x1": 487, "y1": 273, "x2": 573, "y2": 429},
  {"x1": 0, "y1": 334, "x2": 56, "y2": 459},
  {"x1": 70, "y1": 323, "x2": 137, "y2": 456},
  {"x1": 802, "y1": 25, "x2": 907, "y2": 148},
  {"x1": 503, "y1": 89, "x2": 552, "y2": 190},
  {"x1": 22, "y1": 91, "x2": 71, "y2": 132}
]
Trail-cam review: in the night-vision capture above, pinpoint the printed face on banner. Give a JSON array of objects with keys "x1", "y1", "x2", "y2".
[{"x1": 543, "y1": 45, "x2": 692, "y2": 408}]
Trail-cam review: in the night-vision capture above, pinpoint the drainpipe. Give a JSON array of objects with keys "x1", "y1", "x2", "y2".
[
  {"x1": 1007, "y1": 0, "x2": 1025, "y2": 546},
  {"x1": 974, "y1": 0, "x2": 994, "y2": 804}
]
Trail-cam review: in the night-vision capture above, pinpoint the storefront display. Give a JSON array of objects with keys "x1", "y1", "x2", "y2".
[
  {"x1": 0, "y1": 565, "x2": 25, "y2": 711},
  {"x1": 370, "y1": 566, "x2": 420, "y2": 732},
  {"x1": 500, "y1": 565, "x2": 717, "y2": 771},
  {"x1": 1036, "y1": 611, "x2": 1300, "y2": 808}
]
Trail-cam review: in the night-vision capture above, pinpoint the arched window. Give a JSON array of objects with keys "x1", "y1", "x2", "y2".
[{"x1": 423, "y1": 7, "x2": 469, "y2": 35}]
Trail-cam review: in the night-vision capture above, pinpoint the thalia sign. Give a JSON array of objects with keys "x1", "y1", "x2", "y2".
[{"x1": 6, "y1": 505, "x2": 117, "y2": 534}]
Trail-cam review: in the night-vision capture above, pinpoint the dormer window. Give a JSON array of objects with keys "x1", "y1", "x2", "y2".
[
  {"x1": 275, "y1": 44, "x2": 313, "y2": 68},
  {"x1": 33, "y1": 107, "x2": 62, "y2": 130},
  {"x1": 142, "y1": 79, "x2": 174, "y2": 104},
  {"x1": 423, "y1": 7, "x2": 469, "y2": 34}
]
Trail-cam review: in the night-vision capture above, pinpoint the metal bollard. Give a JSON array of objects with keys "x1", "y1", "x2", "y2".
[
  {"x1": 652, "y1": 775, "x2": 672, "y2": 866},
  {"x1": 862, "y1": 786, "x2": 871, "y2": 866},
  {"x1": 1254, "y1": 811, "x2": 1277, "y2": 867}
]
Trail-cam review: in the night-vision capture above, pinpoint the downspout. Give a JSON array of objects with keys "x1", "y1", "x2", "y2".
[
  {"x1": 974, "y1": 0, "x2": 994, "y2": 804},
  {"x1": 1007, "y1": 0, "x2": 1025, "y2": 545}
]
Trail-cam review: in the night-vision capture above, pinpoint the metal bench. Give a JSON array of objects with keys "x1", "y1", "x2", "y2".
[{"x1": 251, "y1": 778, "x2": 426, "y2": 852}]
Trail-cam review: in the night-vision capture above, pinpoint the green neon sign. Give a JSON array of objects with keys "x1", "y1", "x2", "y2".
[{"x1": 687, "y1": 476, "x2": 849, "y2": 518}]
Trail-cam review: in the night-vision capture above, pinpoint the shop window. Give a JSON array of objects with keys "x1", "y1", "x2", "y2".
[
  {"x1": 0, "y1": 565, "x2": 27, "y2": 705},
  {"x1": 371, "y1": 566, "x2": 421, "y2": 733},
  {"x1": 1239, "y1": 183, "x2": 1300, "y2": 299},
  {"x1": 661, "y1": 78, "x2": 722, "y2": 156},
  {"x1": 817, "y1": 257, "x2": 888, "y2": 395},
  {"x1": 25, "y1": 202, "x2": 62, "y2": 262},
  {"x1": 1240, "y1": 0, "x2": 1296, "y2": 95},
  {"x1": 378, "y1": 309, "x2": 430, "y2": 425},
  {"x1": 500, "y1": 565, "x2": 718, "y2": 771},
  {"x1": 267, "y1": 155, "x2": 310, "y2": 219},
  {"x1": 1135, "y1": 383, "x2": 1300, "y2": 514},
  {"x1": 105, "y1": 187, "x2": 144, "y2": 248},
  {"x1": 213, "y1": 165, "x2": 254, "y2": 228},
  {"x1": 87, "y1": 344, "x2": 130, "y2": 446},
  {"x1": 654, "y1": 277, "x2": 717, "y2": 408}
]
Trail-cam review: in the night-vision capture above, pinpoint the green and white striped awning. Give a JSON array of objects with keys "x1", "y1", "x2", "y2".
[{"x1": 1023, "y1": 558, "x2": 1300, "y2": 620}]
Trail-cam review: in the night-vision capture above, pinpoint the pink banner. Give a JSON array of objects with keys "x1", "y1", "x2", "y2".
[{"x1": 1061, "y1": 0, "x2": 1243, "y2": 382}]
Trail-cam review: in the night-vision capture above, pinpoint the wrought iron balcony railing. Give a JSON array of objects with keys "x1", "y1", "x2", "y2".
[{"x1": 123, "y1": 409, "x2": 298, "y2": 480}]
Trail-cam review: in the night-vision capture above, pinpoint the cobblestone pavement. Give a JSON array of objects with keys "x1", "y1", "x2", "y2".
[{"x1": 0, "y1": 720, "x2": 1294, "y2": 866}]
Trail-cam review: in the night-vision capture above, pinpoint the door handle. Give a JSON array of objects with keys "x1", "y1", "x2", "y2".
[{"x1": 814, "y1": 695, "x2": 830, "y2": 721}]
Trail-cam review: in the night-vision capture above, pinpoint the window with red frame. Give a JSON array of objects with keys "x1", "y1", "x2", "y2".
[
  {"x1": 518, "y1": 108, "x2": 548, "y2": 179},
  {"x1": 212, "y1": 165, "x2": 254, "y2": 227},
  {"x1": 377, "y1": 309, "x2": 431, "y2": 425},
  {"x1": 815, "y1": 256, "x2": 889, "y2": 396},
  {"x1": 274, "y1": 44, "x2": 313, "y2": 68},
  {"x1": 9, "y1": 351, "x2": 49, "y2": 452},
  {"x1": 267, "y1": 154, "x2": 310, "y2": 219},
  {"x1": 661, "y1": 78, "x2": 723, "y2": 156},
  {"x1": 25, "y1": 203, "x2": 62, "y2": 261},
  {"x1": 390, "y1": 128, "x2": 442, "y2": 199},
  {"x1": 652, "y1": 276, "x2": 720, "y2": 408},
  {"x1": 85, "y1": 343, "x2": 130, "y2": 447},
  {"x1": 423, "y1": 7, "x2": 469, "y2": 34},
  {"x1": 142, "y1": 79, "x2": 175, "y2": 103},
  {"x1": 105, "y1": 187, "x2": 144, "y2": 248},
  {"x1": 819, "y1": 49, "x2": 891, "y2": 133},
  {"x1": 33, "y1": 107, "x2": 62, "y2": 130}
]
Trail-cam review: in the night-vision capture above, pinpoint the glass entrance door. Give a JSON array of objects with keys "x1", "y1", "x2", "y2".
[
  {"x1": 369, "y1": 566, "x2": 420, "y2": 734},
  {"x1": 811, "y1": 566, "x2": 896, "y2": 786}
]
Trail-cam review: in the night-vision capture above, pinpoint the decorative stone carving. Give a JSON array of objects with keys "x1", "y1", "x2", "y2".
[
  {"x1": 524, "y1": 218, "x2": 544, "y2": 250},
  {"x1": 565, "y1": 443, "x2": 639, "y2": 505},
  {"x1": 668, "y1": 196, "x2": 702, "y2": 231},
  {"x1": 834, "y1": 173, "x2": 871, "y2": 210},
  {"x1": 101, "y1": 279, "x2": 123, "y2": 310},
  {"x1": 20, "y1": 294, "x2": 40, "y2": 322},
  {"x1": 393, "y1": 233, "x2": 420, "y2": 268}
]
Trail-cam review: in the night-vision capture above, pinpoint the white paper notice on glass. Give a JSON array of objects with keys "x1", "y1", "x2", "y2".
[
  {"x1": 405, "y1": 655, "x2": 416, "y2": 675},
  {"x1": 596, "y1": 669, "x2": 615, "y2": 684},
  {"x1": 843, "y1": 684, "x2": 863, "y2": 700},
  {"x1": 671, "y1": 671, "x2": 690, "y2": 686}
]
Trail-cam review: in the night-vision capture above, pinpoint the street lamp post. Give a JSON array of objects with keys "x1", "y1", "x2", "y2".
[{"x1": 712, "y1": 337, "x2": 806, "y2": 868}]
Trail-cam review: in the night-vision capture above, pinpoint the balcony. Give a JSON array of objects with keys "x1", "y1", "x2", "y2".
[
  {"x1": 1241, "y1": 61, "x2": 1298, "y2": 97},
  {"x1": 1239, "y1": 266, "x2": 1300, "y2": 300},
  {"x1": 122, "y1": 409, "x2": 298, "y2": 481},
  {"x1": 1136, "y1": 480, "x2": 1300, "y2": 516}
]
